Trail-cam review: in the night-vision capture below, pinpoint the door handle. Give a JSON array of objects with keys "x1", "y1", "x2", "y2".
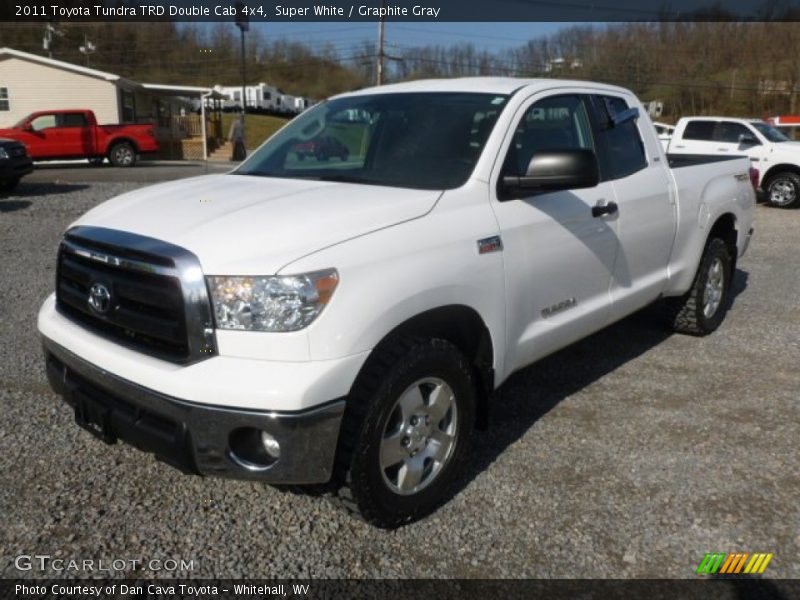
[
  {"x1": 717, "y1": 147, "x2": 729, "y2": 151},
  {"x1": 592, "y1": 201, "x2": 618, "y2": 218}
]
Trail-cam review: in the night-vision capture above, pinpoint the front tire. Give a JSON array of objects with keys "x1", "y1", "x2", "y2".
[
  {"x1": 666, "y1": 237, "x2": 733, "y2": 336},
  {"x1": 334, "y1": 337, "x2": 476, "y2": 528},
  {"x1": 764, "y1": 171, "x2": 800, "y2": 208},
  {"x1": 108, "y1": 142, "x2": 137, "y2": 167},
  {"x1": 0, "y1": 177, "x2": 20, "y2": 192}
]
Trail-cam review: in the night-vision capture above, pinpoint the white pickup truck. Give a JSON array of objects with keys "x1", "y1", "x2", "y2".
[
  {"x1": 668, "y1": 116, "x2": 800, "y2": 208},
  {"x1": 39, "y1": 78, "x2": 755, "y2": 528}
]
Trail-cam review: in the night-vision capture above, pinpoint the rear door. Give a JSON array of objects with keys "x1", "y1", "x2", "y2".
[
  {"x1": 56, "y1": 112, "x2": 93, "y2": 157},
  {"x1": 588, "y1": 95, "x2": 677, "y2": 319},
  {"x1": 489, "y1": 91, "x2": 620, "y2": 371}
]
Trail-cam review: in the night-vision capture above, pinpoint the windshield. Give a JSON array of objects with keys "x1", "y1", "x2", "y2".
[
  {"x1": 235, "y1": 92, "x2": 509, "y2": 190},
  {"x1": 751, "y1": 121, "x2": 791, "y2": 143}
]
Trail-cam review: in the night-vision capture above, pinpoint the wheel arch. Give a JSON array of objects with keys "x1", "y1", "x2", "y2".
[
  {"x1": 707, "y1": 212, "x2": 738, "y2": 278},
  {"x1": 761, "y1": 163, "x2": 800, "y2": 187},
  {"x1": 107, "y1": 137, "x2": 139, "y2": 155},
  {"x1": 350, "y1": 304, "x2": 495, "y2": 430}
]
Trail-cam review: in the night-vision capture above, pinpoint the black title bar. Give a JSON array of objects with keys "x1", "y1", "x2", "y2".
[
  {"x1": 4, "y1": 579, "x2": 800, "y2": 600},
  {"x1": 3, "y1": 0, "x2": 800, "y2": 22}
]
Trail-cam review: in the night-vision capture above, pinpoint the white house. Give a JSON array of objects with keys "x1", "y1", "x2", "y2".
[{"x1": 0, "y1": 47, "x2": 224, "y2": 159}]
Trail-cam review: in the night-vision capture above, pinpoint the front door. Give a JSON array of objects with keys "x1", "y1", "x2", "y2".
[{"x1": 23, "y1": 113, "x2": 59, "y2": 158}]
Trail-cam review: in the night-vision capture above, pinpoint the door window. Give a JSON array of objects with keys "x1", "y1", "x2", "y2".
[
  {"x1": 683, "y1": 120, "x2": 715, "y2": 141},
  {"x1": 30, "y1": 115, "x2": 57, "y2": 131},
  {"x1": 59, "y1": 113, "x2": 89, "y2": 128},
  {"x1": 591, "y1": 95, "x2": 647, "y2": 180},
  {"x1": 713, "y1": 121, "x2": 753, "y2": 144},
  {"x1": 502, "y1": 94, "x2": 594, "y2": 177}
]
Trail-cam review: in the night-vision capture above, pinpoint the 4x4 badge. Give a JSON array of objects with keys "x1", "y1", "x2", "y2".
[{"x1": 477, "y1": 236, "x2": 503, "y2": 254}]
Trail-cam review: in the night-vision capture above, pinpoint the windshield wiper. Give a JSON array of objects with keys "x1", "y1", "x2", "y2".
[{"x1": 312, "y1": 174, "x2": 378, "y2": 185}]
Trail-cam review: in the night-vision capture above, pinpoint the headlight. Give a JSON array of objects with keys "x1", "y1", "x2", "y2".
[
  {"x1": 0, "y1": 148, "x2": 8, "y2": 159},
  {"x1": 207, "y1": 269, "x2": 338, "y2": 332}
]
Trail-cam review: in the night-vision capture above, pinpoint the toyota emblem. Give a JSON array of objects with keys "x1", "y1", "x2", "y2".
[{"x1": 88, "y1": 283, "x2": 112, "y2": 314}]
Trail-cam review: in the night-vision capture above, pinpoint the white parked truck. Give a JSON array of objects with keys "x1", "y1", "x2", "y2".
[
  {"x1": 39, "y1": 78, "x2": 755, "y2": 527},
  {"x1": 669, "y1": 116, "x2": 800, "y2": 208}
]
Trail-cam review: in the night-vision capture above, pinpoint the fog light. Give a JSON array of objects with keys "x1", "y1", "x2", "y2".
[
  {"x1": 261, "y1": 431, "x2": 281, "y2": 459},
  {"x1": 228, "y1": 427, "x2": 279, "y2": 470}
]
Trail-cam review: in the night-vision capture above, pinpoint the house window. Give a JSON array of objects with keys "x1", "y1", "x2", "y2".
[
  {"x1": 121, "y1": 89, "x2": 136, "y2": 123},
  {"x1": 0, "y1": 87, "x2": 9, "y2": 111}
]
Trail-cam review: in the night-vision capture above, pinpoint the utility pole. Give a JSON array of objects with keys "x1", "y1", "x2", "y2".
[
  {"x1": 376, "y1": 0, "x2": 386, "y2": 86},
  {"x1": 43, "y1": 23, "x2": 62, "y2": 58},
  {"x1": 235, "y1": 1, "x2": 249, "y2": 157},
  {"x1": 79, "y1": 33, "x2": 96, "y2": 67},
  {"x1": 375, "y1": 1, "x2": 402, "y2": 86}
]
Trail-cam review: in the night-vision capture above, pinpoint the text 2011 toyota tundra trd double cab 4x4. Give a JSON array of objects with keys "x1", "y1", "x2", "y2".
[{"x1": 38, "y1": 78, "x2": 755, "y2": 527}]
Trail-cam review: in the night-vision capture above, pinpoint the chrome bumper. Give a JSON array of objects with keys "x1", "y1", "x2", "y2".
[{"x1": 43, "y1": 338, "x2": 345, "y2": 484}]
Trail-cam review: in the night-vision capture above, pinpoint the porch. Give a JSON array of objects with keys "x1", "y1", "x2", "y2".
[{"x1": 135, "y1": 84, "x2": 226, "y2": 160}]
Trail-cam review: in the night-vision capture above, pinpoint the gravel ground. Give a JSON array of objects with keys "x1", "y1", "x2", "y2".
[{"x1": 0, "y1": 177, "x2": 798, "y2": 580}]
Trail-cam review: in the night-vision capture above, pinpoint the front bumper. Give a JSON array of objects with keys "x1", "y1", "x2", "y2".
[{"x1": 43, "y1": 338, "x2": 346, "y2": 484}]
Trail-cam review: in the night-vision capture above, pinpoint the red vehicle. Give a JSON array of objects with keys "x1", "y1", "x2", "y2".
[
  {"x1": 0, "y1": 109, "x2": 159, "y2": 167},
  {"x1": 292, "y1": 135, "x2": 349, "y2": 161}
]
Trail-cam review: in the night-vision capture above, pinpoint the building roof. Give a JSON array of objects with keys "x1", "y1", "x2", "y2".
[
  {"x1": 0, "y1": 47, "x2": 127, "y2": 83},
  {"x1": 142, "y1": 83, "x2": 215, "y2": 97},
  {"x1": 0, "y1": 48, "x2": 215, "y2": 97}
]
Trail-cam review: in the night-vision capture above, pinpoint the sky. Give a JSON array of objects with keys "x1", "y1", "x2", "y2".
[{"x1": 231, "y1": 22, "x2": 571, "y2": 53}]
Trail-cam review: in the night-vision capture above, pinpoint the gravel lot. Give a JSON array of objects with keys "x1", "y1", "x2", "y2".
[{"x1": 0, "y1": 173, "x2": 798, "y2": 580}]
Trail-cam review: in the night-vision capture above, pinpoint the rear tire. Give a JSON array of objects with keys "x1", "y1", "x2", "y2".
[
  {"x1": 665, "y1": 237, "x2": 733, "y2": 336},
  {"x1": 108, "y1": 142, "x2": 137, "y2": 167},
  {"x1": 331, "y1": 337, "x2": 476, "y2": 528},
  {"x1": 764, "y1": 171, "x2": 800, "y2": 208}
]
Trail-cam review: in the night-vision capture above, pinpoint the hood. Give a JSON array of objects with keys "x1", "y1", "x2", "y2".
[{"x1": 72, "y1": 174, "x2": 441, "y2": 274}]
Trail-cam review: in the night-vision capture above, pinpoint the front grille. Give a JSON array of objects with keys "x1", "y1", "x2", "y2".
[{"x1": 56, "y1": 235, "x2": 193, "y2": 361}]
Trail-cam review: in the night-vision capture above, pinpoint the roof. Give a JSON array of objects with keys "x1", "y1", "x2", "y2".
[
  {"x1": 680, "y1": 116, "x2": 762, "y2": 122},
  {"x1": 0, "y1": 48, "x2": 216, "y2": 98},
  {"x1": 142, "y1": 83, "x2": 216, "y2": 97},
  {"x1": 0, "y1": 47, "x2": 125, "y2": 83},
  {"x1": 338, "y1": 77, "x2": 632, "y2": 98}
]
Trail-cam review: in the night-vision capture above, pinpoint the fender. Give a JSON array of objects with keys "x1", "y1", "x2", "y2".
[{"x1": 281, "y1": 181, "x2": 509, "y2": 381}]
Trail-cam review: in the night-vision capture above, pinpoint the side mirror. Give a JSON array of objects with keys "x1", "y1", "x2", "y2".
[
  {"x1": 501, "y1": 149, "x2": 600, "y2": 198},
  {"x1": 22, "y1": 123, "x2": 33, "y2": 132},
  {"x1": 739, "y1": 133, "x2": 760, "y2": 146}
]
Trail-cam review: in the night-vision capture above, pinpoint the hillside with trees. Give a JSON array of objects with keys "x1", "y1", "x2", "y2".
[{"x1": 2, "y1": 21, "x2": 799, "y2": 119}]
